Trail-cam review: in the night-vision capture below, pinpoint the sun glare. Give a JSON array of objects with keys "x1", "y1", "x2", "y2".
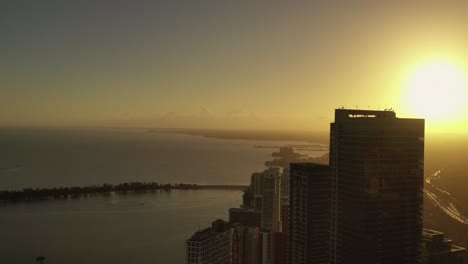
[{"x1": 405, "y1": 61, "x2": 467, "y2": 121}]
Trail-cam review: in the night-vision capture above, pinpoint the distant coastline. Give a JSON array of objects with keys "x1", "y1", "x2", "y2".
[
  {"x1": 0, "y1": 183, "x2": 247, "y2": 202},
  {"x1": 150, "y1": 128, "x2": 329, "y2": 143}
]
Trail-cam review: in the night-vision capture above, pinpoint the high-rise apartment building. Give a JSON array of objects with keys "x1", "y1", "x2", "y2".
[
  {"x1": 187, "y1": 219, "x2": 233, "y2": 264},
  {"x1": 329, "y1": 109, "x2": 425, "y2": 263},
  {"x1": 261, "y1": 167, "x2": 281, "y2": 232},
  {"x1": 288, "y1": 163, "x2": 331, "y2": 264}
]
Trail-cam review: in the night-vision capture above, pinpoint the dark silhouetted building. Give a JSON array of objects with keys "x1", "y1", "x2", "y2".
[
  {"x1": 273, "y1": 232, "x2": 288, "y2": 264},
  {"x1": 251, "y1": 172, "x2": 265, "y2": 210},
  {"x1": 229, "y1": 208, "x2": 262, "y2": 228},
  {"x1": 329, "y1": 109, "x2": 425, "y2": 264},
  {"x1": 280, "y1": 205, "x2": 289, "y2": 235},
  {"x1": 280, "y1": 168, "x2": 290, "y2": 206},
  {"x1": 288, "y1": 163, "x2": 331, "y2": 264},
  {"x1": 187, "y1": 219, "x2": 233, "y2": 264},
  {"x1": 422, "y1": 228, "x2": 466, "y2": 264}
]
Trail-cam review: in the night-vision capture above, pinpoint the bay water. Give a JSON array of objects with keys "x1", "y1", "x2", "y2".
[{"x1": 0, "y1": 127, "x2": 324, "y2": 263}]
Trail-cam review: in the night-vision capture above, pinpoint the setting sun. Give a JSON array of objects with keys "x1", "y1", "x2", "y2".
[{"x1": 404, "y1": 61, "x2": 467, "y2": 121}]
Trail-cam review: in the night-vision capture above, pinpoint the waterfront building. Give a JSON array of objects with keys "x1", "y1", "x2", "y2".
[
  {"x1": 329, "y1": 109, "x2": 425, "y2": 263},
  {"x1": 422, "y1": 228, "x2": 466, "y2": 264},
  {"x1": 288, "y1": 163, "x2": 331, "y2": 264},
  {"x1": 187, "y1": 219, "x2": 233, "y2": 264}
]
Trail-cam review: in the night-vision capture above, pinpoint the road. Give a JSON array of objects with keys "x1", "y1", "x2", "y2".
[{"x1": 425, "y1": 169, "x2": 468, "y2": 224}]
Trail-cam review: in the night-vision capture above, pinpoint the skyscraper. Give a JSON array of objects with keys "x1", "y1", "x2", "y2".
[
  {"x1": 329, "y1": 109, "x2": 425, "y2": 263},
  {"x1": 261, "y1": 167, "x2": 281, "y2": 232},
  {"x1": 288, "y1": 163, "x2": 331, "y2": 264}
]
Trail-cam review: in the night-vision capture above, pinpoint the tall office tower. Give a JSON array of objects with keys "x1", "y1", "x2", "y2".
[
  {"x1": 288, "y1": 163, "x2": 331, "y2": 264},
  {"x1": 422, "y1": 228, "x2": 466, "y2": 264},
  {"x1": 186, "y1": 219, "x2": 233, "y2": 264},
  {"x1": 329, "y1": 109, "x2": 425, "y2": 264},
  {"x1": 261, "y1": 167, "x2": 281, "y2": 232}
]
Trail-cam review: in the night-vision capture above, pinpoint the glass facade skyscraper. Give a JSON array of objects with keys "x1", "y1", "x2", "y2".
[{"x1": 329, "y1": 109, "x2": 425, "y2": 264}]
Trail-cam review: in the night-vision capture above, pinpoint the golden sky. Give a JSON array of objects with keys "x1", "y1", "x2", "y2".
[{"x1": 1, "y1": 2, "x2": 468, "y2": 133}]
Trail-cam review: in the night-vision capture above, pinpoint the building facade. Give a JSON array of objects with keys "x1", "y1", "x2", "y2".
[
  {"x1": 280, "y1": 168, "x2": 290, "y2": 207},
  {"x1": 261, "y1": 167, "x2": 281, "y2": 232},
  {"x1": 288, "y1": 163, "x2": 331, "y2": 264},
  {"x1": 232, "y1": 224, "x2": 261, "y2": 264},
  {"x1": 259, "y1": 231, "x2": 272, "y2": 264},
  {"x1": 187, "y1": 219, "x2": 233, "y2": 264},
  {"x1": 273, "y1": 232, "x2": 288, "y2": 264},
  {"x1": 229, "y1": 208, "x2": 262, "y2": 228},
  {"x1": 329, "y1": 109, "x2": 425, "y2": 264},
  {"x1": 251, "y1": 172, "x2": 265, "y2": 210}
]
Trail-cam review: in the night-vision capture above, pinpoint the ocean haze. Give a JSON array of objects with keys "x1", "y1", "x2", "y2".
[{"x1": 0, "y1": 127, "x2": 324, "y2": 190}]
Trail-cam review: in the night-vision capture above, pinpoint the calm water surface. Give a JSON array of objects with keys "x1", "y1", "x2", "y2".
[
  {"x1": 0, "y1": 128, "x2": 327, "y2": 263},
  {"x1": 1, "y1": 190, "x2": 242, "y2": 264},
  {"x1": 0, "y1": 128, "x2": 324, "y2": 189}
]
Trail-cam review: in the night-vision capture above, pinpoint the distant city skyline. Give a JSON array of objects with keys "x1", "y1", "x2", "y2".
[{"x1": 2, "y1": 2, "x2": 468, "y2": 133}]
